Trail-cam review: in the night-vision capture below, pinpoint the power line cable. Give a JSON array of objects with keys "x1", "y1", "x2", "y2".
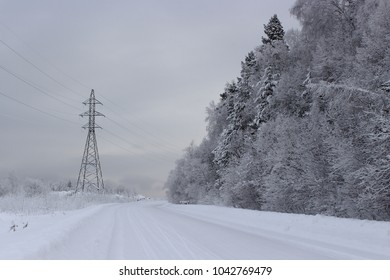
[
  {"x1": 0, "y1": 38, "x2": 84, "y2": 99},
  {"x1": 102, "y1": 128, "x2": 177, "y2": 162},
  {"x1": 99, "y1": 95, "x2": 184, "y2": 150},
  {"x1": 0, "y1": 64, "x2": 81, "y2": 112},
  {"x1": 103, "y1": 127, "x2": 145, "y2": 151},
  {"x1": 105, "y1": 116, "x2": 179, "y2": 155},
  {"x1": 99, "y1": 133, "x2": 176, "y2": 164},
  {"x1": 0, "y1": 111, "x2": 45, "y2": 127},
  {"x1": 0, "y1": 89, "x2": 80, "y2": 125},
  {"x1": 0, "y1": 21, "x2": 91, "y2": 91}
]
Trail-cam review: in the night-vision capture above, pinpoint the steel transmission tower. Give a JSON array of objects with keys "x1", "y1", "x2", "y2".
[{"x1": 76, "y1": 89, "x2": 105, "y2": 192}]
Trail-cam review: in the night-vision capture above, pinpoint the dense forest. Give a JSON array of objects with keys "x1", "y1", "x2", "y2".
[{"x1": 165, "y1": 0, "x2": 390, "y2": 221}]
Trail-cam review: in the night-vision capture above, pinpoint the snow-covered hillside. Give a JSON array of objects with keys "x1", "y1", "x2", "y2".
[{"x1": 0, "y1": 201, "x2": 389, "y2": 259}]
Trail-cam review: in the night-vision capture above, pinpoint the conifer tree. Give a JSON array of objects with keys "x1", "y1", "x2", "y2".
[
  {"x1": 212, "y1": 82, "x2": 239, "y2": 167},
  {"x1": 251, "y1": 66, "x2": 278, "y2": 128},
  {"x1": 262, "y1": 14, "x2": 285, "y2": 45},
  {"x1": 240, "y1": 51, "x2": 257, "y2": 81}
]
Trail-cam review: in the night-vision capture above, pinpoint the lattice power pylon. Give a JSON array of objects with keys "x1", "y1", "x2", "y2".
[{"x1": 76, "y1": 89, "x2": 105, "y2": 192}]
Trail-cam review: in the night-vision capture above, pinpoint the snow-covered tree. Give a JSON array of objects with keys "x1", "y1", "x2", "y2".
[
  {"x1": 212, "y1": 83, "x2": 239, "y2": 168},
  {"x1": 240, "y1": 51, "x2": 257, "y2": 82},
  {"x1": 380, "y1": 80, "x2": 390, "y2": 92},
  {"x1": 165, "y1": 141, "x2": 218, "y2": 204},
  {"x1": 355, "y1": 0, "x2": 390, "y2": 89},
  {"x1": 262, "y1": 14, "x2": 285, "y2": 45},
  {"x1": 218, "y1": 147, "x2": 263, "y2": 210},
  {"x1": 260, "y1": 116, "x2": 312, "y2": 213},
  {"x1": 354, "y1": 112, "x2": 390, "y2": 220},
  {"x1": 251, "y1": 66, "x2": 279, "y2": 128}
]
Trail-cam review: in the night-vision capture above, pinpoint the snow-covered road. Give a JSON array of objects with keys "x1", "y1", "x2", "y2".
[{"x1": 1, "y1": 201, "x2": 389, "y2": 259}]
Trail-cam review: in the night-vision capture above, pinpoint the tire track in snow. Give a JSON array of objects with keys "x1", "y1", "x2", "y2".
[{"x1": 133, "y1": 203, "x2": 219, "y2": 259}]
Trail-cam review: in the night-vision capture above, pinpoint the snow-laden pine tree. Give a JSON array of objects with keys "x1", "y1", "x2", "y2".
[
  {"x1": 249, "y1": 14, "x2": 288, "y2": 129},
  {"x1": 212, "y1": 82, "x2": 239, "y2": 168},
  {"x1": 240, "y1": 51, "x2": 257, "y2": 82},
  {"x1": 262, "y1": 14, "x2": 285, "y2": 45},
  {"x1": 356, "y1": 0, "x2": 390, "y2": 89},
  {"x1": 251, "y1": 66, "x2": 279, "y2": 129},
  {"x1": 257, "y1": 14, "x2": 288, "y2": 73},
  {"x1": 212, "y1": 49, "x2": 261, "y2": 169}
]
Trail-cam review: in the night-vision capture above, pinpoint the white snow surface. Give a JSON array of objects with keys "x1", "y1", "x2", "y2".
[{"x1": 0, "y1": 200, "x2": 389, "y2": 260}]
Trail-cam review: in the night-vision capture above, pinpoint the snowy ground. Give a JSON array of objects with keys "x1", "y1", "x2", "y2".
[{"x1": 0, "y1": 200, "x2": 389, "y2": 259}]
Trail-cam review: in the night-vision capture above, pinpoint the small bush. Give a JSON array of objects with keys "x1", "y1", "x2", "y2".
[
  {"x1": 0, "y1": 183, "x2": 10, "y2": 197},
  {"x1": 23, "y1": 179, "x2": 49, "y2": 197},
  {"x1": 0, "y1": 178, "x2": 12, "y2": 197}
]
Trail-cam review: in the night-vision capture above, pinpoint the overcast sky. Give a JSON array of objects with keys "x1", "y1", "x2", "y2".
[{"x1": 0, "y1": 0, "x2": 299, "y2": 197}]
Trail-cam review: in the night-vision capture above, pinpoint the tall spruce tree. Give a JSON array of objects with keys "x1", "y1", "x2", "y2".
[
  {"x1": 262, "y1": 14, "x2": 285, "y2": 45},
  {"x1": 251, "y1": 66, "x2": 278, "y2": 128},
  {"x1": 212, "y1": 82, "x2": 239, "y2": 168},
  {"x1": 240, "y1": 51, "x2": 257, "y2": 81}
]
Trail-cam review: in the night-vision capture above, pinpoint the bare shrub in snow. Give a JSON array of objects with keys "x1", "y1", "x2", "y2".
[{"x1": 23, "y1": 179, "x2": 49, "y2": 197}]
